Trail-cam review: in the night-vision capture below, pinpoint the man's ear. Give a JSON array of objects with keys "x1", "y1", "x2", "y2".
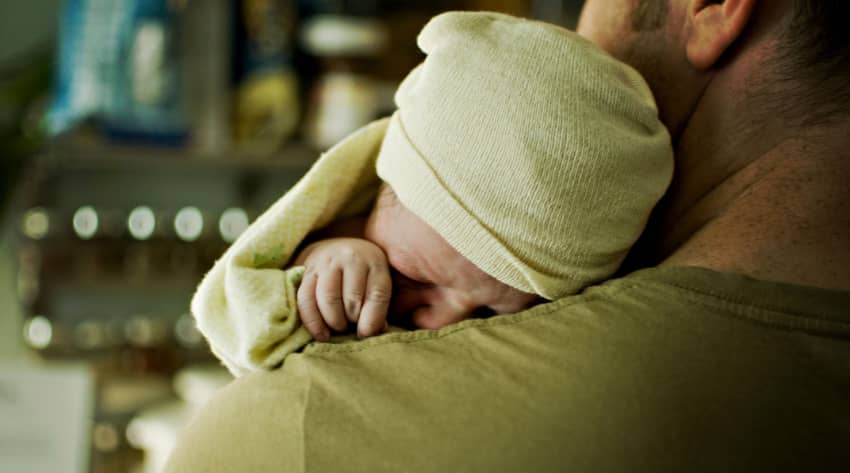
[{"x1": 686, "y1": 0, "x2": 757, "y2": 70}]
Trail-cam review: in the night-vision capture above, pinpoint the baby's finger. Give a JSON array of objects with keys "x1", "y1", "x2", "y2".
[
  {"x1": 297, "y1": 270, "x2": 330, "y2": 342},
  {"x1": 316, "y1": 268, "x2": 348, "y2": 332},
  {"x1": 341, "y1": 264, "x2": 369, "y2": 323},
  {"x1": 357, "y1": 267, "x2": 392, "y2": 338}
]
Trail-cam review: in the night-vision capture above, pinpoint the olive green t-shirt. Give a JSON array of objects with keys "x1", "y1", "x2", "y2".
[{"x1": 164, "y1": 267, "x2": 850, "y2": 472}]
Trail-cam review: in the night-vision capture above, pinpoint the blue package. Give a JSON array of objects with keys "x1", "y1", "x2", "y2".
[{"x1": 47, "y1": 0, "x2": 187, "y2": 146}]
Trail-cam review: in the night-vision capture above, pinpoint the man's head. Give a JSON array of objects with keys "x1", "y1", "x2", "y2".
[
  {"x1": 375, "y1": 11, "x2": 673, "y2": 300},
  {"x1": 578, "y1": 1, "x2": 850, "y2": 274},
  {"x1": 577, "y1": 0, "x2": 850, "y2": 135}
]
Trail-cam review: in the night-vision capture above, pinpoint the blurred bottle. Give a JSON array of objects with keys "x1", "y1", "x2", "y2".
[
  {"x1": 232, "y1": 0, "x2": 300, "y2": 155},
  {"x1": 300, "y1": 11, "x2": 394, "y2": 149},
  {"x1": 179, "y1": 0, "x2": 233, "y2": 155}
]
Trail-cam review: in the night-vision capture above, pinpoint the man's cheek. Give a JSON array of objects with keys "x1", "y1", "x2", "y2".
[{"x1": 577, "y1": 0, "x2": 633, "y2": 53}]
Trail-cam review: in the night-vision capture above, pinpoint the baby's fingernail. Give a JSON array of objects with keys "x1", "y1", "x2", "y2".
[{"x1": 316, "y1": 330, "x2": 329, "y2": 342}]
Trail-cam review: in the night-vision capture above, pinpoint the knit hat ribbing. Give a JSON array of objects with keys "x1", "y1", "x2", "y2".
[{"x1": 376, "y1": 12, "x2": 674, "y2": 299}]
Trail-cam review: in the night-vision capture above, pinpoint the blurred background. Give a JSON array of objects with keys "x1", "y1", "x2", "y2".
[{"x1": 0, "y1": 1, "x2": 584, "y2": 472}]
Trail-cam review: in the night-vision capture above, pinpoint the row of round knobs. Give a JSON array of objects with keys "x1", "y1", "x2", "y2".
[
  {"x1": 21, "y1": 206, "x2": 252, "y2": 242},
  {"x1": 23, "y1": 313, "x2": 204, "y2": 352}
]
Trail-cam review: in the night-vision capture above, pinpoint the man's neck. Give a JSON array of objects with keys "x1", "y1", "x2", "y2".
[{"x1": 654, "y1": 68, "x2": 850, "y2": 291}]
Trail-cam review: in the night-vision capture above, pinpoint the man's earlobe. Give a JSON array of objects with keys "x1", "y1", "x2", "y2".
[{"x1": 686, "y1": 0, "x2": 757, "y2": 70}]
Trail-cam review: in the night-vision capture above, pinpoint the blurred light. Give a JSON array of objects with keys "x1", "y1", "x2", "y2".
[
  {"x1": 218, "y1": 207, "x2": 249, "y2": 243},
  {"x1": 174, "y1": 313, "x2": 203, "y2": 348},
  {"x1": 301, "y1": 15, "x2": 387, "y2": 56},
  {"x1": 93, "y1": 422, "x2": 120, "y2": 452},
  {"x1": 24, "y1": 315, "x2": 52, "y2": 349},
  {"x1": 21, "y1": 207, "x2": 50, "y2": 239},
  {"x1": 125, "y1": 316, "x2": 166, "y2": 347},
  {"x1": 72, "y1": 206, "x2": 99, "y2": 239},
  {"x1": 128, "y1": 206, "x2": 156, "y2": 240},
  {"x1": 174, "y1": 206, "x2": 204, "y2": 242}
]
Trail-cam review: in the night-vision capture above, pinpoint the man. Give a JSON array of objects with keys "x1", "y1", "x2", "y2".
[
  {"x1": 165, "y1": 1, "x2": 849, "y2": 471},
  {"x1": 582, "y1": 0, "x2": 850, "y2": 291}
]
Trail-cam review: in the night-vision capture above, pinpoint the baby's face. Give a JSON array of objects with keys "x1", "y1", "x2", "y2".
[{"x1": 364, "y1": 185, "x2": 539, "y2": 329}]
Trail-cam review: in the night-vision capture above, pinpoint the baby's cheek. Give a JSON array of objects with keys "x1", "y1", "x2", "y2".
[
  {"x1": 410, "y1": 306, "x2": 468, "y2": 330},
  {"x1": 410, "y1": 307, "x2": 441, "y2": 329},
  {"x1": 411, "y1": 291, "x2": 474, "y2": 329}
]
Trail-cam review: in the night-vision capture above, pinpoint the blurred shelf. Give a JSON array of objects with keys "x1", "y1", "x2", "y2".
[{"x1": 44, "y1": 129, "x2": 320, "y2": 173}]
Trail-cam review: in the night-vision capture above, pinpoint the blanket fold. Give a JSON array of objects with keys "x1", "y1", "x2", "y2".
[{"x1": 192, "y1": 118, "x2": 390, "y2": 376}]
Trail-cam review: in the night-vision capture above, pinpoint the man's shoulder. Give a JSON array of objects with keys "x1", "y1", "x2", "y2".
[{"x1": 166, "y1": 267, "x2": 850, "y2": 473}]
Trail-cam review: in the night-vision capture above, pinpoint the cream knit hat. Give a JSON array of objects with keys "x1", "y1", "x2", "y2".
[{"x1": 375, "y1": 11, "x2": 673, "y2": 299}]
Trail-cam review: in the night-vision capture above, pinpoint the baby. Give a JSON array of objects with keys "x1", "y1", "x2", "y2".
[
  {"x1": 292, "y1": 183, "x2": 542, "y2": 341},
  {"x1": 191, "y1": 11, "x2": 673, "y2": 376}
]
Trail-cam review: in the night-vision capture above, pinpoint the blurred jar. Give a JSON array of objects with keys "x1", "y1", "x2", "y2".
[
  {"x1": 301, "y1": 13, "x2": 395, "y2": 150},
  {"x1": 232, "y1": 0, "x2": 300, "y2": 155}
]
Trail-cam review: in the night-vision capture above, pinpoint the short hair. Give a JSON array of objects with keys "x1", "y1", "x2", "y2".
[
  {"x1": 627, "y1": 1, "x2": 848, "y2": 124},
  {"x1": 783, "y1": 1, "x2": 849, "y2": 67},
  {"x1": 773, "y1": 0, "x2": 850, "y2": 124},
  {"x1": 631, "y1": 0, "x2": 668, "y2": 31}
]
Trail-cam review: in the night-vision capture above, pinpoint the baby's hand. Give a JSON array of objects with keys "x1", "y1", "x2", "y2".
[{"x1": 294, "y1": 238, "x2": 392, "y2": 341}]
